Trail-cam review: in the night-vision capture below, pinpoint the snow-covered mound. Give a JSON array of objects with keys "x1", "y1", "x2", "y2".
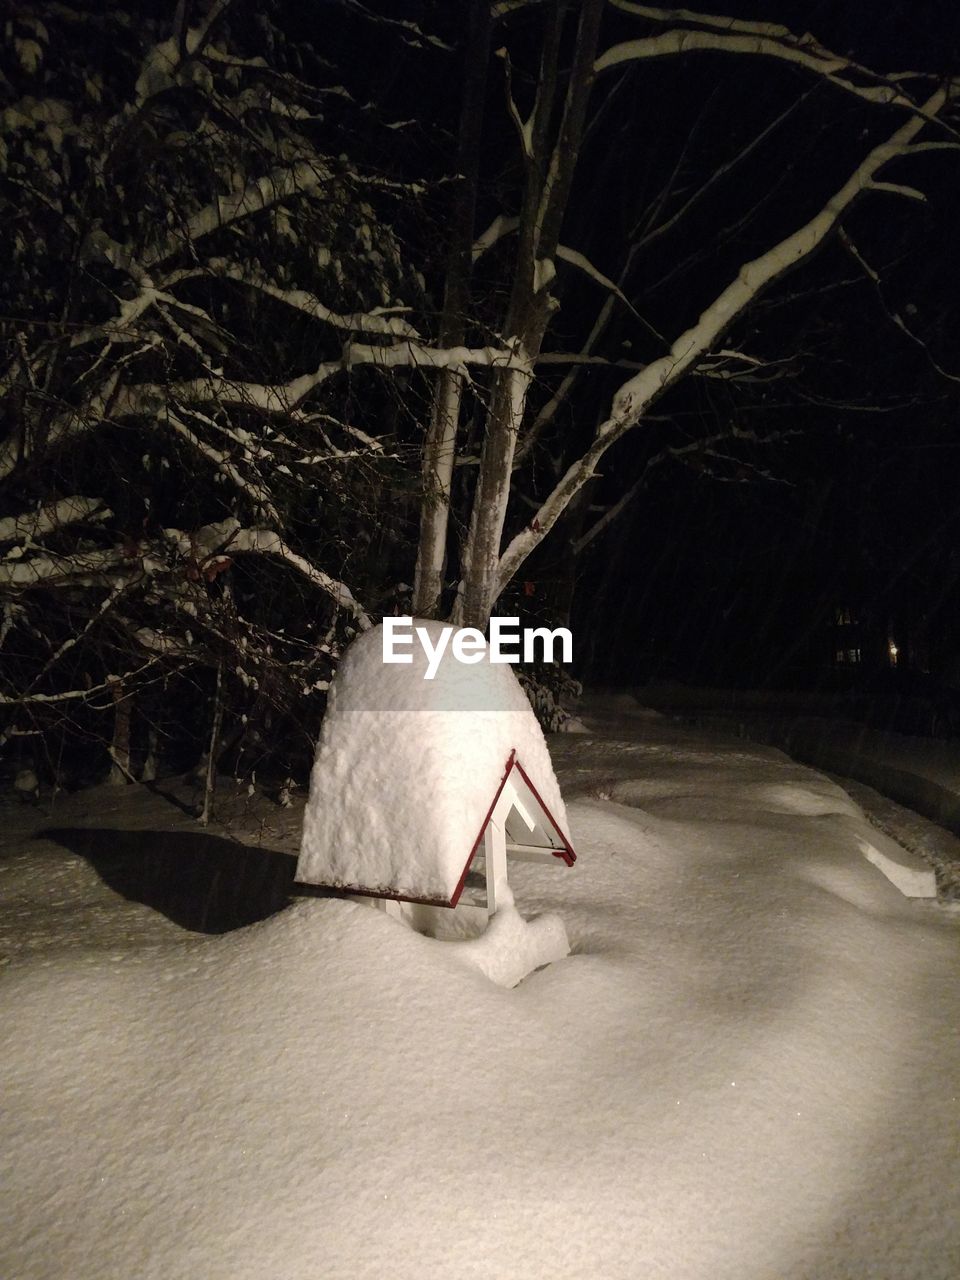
[
  {"x1": 297, "y1": 620, "x2": 569, "y2": 903},
  {"x1": 446, "y1": 884, "x2": 570, "y2": 987}
]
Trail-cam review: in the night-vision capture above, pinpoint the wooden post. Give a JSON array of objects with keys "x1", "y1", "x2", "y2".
[{"x1": 483, "y1": 812, "x2": 508, "y2": 915}]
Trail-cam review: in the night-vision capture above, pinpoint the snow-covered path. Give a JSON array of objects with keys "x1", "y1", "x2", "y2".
[{"x1": 2, "y1": 717, "x2": 958, "y2": 1279}]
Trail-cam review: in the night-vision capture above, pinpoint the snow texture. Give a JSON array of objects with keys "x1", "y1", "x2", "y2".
[
  {"x1": 446, "y1": 884, "x2": 570, "y2": 988},
  {"x1": 297, "y1": 620, "x2": 569, "y2": 902},
  {"x1": 784, "y1": 716, "x2": 960, "y2": 841},
  {"x1": 625, "y1": 687, "x2": 960, "y2": 897},
  {"x1": 2, "y1": 714, "x2": 959, "y2": 1279}
]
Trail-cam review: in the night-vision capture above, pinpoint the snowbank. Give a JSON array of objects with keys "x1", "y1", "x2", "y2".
[
  {"x1": 783, "y1": 716, "x2": 960, "y2": 833},
  {"x1": 596, "y1": 689, "x2": 960, "y2": 895},
  {"x1": 297, "y1": 620, "x2": 569, "y2": 903}
]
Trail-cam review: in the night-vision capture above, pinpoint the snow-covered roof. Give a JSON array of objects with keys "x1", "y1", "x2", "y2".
[{"x1": 296, "y1": 620, "x2": 573, "y2": 904}]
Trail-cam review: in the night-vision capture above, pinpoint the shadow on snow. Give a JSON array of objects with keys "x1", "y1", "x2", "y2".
[{"x1": 39, "y1": 826, "x2": 321, "y2": 934}]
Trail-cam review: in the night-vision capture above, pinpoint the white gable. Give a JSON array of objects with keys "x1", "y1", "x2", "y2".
[{"x1": 296, "y1": 620, "x2": 570, "y2": 903}]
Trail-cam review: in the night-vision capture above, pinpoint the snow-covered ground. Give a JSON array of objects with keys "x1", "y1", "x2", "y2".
[
  {"x1": 2, "y1": 712, "x2": 959, "y2": 1279},
  {"x1": 617, "y1": 687, "x2": 960, "y2": 897}
]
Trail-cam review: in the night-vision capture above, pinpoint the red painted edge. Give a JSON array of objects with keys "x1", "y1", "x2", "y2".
[
  {"x1": 513, "y1": 756, "x2": 577, "y2": 867},
  {"x1": 448, "y1": 748, "x2": 519, "y2": 906},
  {"x1": 317, "y1": 884, "x2": 457, "y2": 909},
  {"x1": 294, "y1": 747, "x2": 576, "y2": 907},
  {"x1": 451, "y1": 748, "x2": 576, "y2": 902}
]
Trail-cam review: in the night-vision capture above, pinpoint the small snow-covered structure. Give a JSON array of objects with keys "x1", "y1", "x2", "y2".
[{"x1": 296, "y1": 620, "x2": 575, "y2": 913}]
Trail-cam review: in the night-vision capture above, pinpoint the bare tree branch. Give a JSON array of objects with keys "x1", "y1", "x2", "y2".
[
  {"x1": 598, "y1": 19, "x2": 945, "y2": 127},
  {"x1": 0, "y1": 497, "x2": 110, "y2": 544},
  {"x1": 495, "y1": 86, "x2": 949, "y2": 594}
]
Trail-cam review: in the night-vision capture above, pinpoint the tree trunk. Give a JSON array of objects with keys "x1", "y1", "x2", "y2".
[
  {"x1": 412, "y1": 0, "x2": 491, "y2": 618},
  {"x1": 457, "y1": 358, "x2": 534, "y2": 628},
  {"x1": 141, "y1": 723, "x2": 159, "y2": 782},
  {"x1": 199, "y1": 662, "x2": 223, "y2": 826},
  {"x1": 455, "y1": 0, "x2": 605, "y2": 629},
  {"x1": 414, "y1": 369, "x2": 464, "y2": 616},
  {"x1": 108, "y1": 682, "x2": 132, "y2": 784}
]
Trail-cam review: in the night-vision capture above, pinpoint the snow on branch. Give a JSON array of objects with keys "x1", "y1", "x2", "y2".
[
  {"x1": 0, "y1": 371, "x2": 125, "y2": 482},
  {"x1": 495, "y1": 86, "x2": 948, "y2": 594},
  {"x1": 0, "y1": 496, "x2": 110, "y2": 545},
  {"x1": 609, "y1": 3, "x2": 793, "y2": 40},
  {"x1": 150, "y1": 341, "x2": 527, "y2": 415},
  {"x1": 0, "y1": 662, "x2": 161, "y2": 707},
  {"x1": 4, "y1": 332, "x2": 509, "y2": 482},
  {"x1": 163, "y1": 408, "x2": 280, "y2": 522},
  {"x1": 132, "y1": 1, "x2": 237, "y2": 108},
  {"x1": 472, "y1": 214, "x2": 519, "y2": 262},
  {"x1": 694, "y1": 349, "x2": 797, "y2": 382},
  {"x1": 866, "y1": 180, "x2": 927, "y2": 201},
  {"x1": 1, "y1": 515, "x2": 368, "y2": 631},
  {"x1": 227, "y1": 527, "x2": 371, "y2": 627},
  {"x1": 0, "y1": 546, "x2": 136, "y2": 589},
  {"x1": 206, "y1": 261, "x2": 421, "y2": 337},
  {"x1": 495, "y1": 46, "x2": 535, "y2": 159},
  {"x1": 13, "y1": 580, "x2": 132, "y2": 704},
  {"x1": 555, "y1": 245, "x2": 639, "y2": 314},
  {"x1": 344, "y1": 340, "x2": 528, "y2": 374},
  {"x1": 596, "y1": 29, "x2": 931, "y2": 115},
  {"x1": 170, "y1": 518, "x2": 370, "y2": 625},
  {"x1": 141, "y1": 160, "x2": 334, "y2": 269},
  {"x1": 515, "y1": 243, "x2": 646, "y2": 464},
  {"x1": 68, "y1": 285, "x2": 165, "y2": 351}
]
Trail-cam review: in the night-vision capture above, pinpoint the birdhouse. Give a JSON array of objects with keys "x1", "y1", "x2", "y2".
[{"x1": 295, "y1": 620, "x2": 576, "y2": 918}]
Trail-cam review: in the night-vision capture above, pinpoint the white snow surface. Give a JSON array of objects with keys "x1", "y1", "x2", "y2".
[
  {"x1": 447, "y1": 883, "x2": 571, "y2": 988},
  {"x1": 2, "y1": 714, "x2": 960, "y2": 1279},
  {"x1": 297, "y1": 620, "x2": 569, "y2": 901}
]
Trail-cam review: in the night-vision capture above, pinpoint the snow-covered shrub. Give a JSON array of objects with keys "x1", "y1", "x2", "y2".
[{"x1": 517, "y1": 662, "x2": 583, "y2": 734}]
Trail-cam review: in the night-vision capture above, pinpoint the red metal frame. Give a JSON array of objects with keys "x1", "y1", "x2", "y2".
[{"x1": 511, "y1": 755, "x2": 577, "y2": 868}]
